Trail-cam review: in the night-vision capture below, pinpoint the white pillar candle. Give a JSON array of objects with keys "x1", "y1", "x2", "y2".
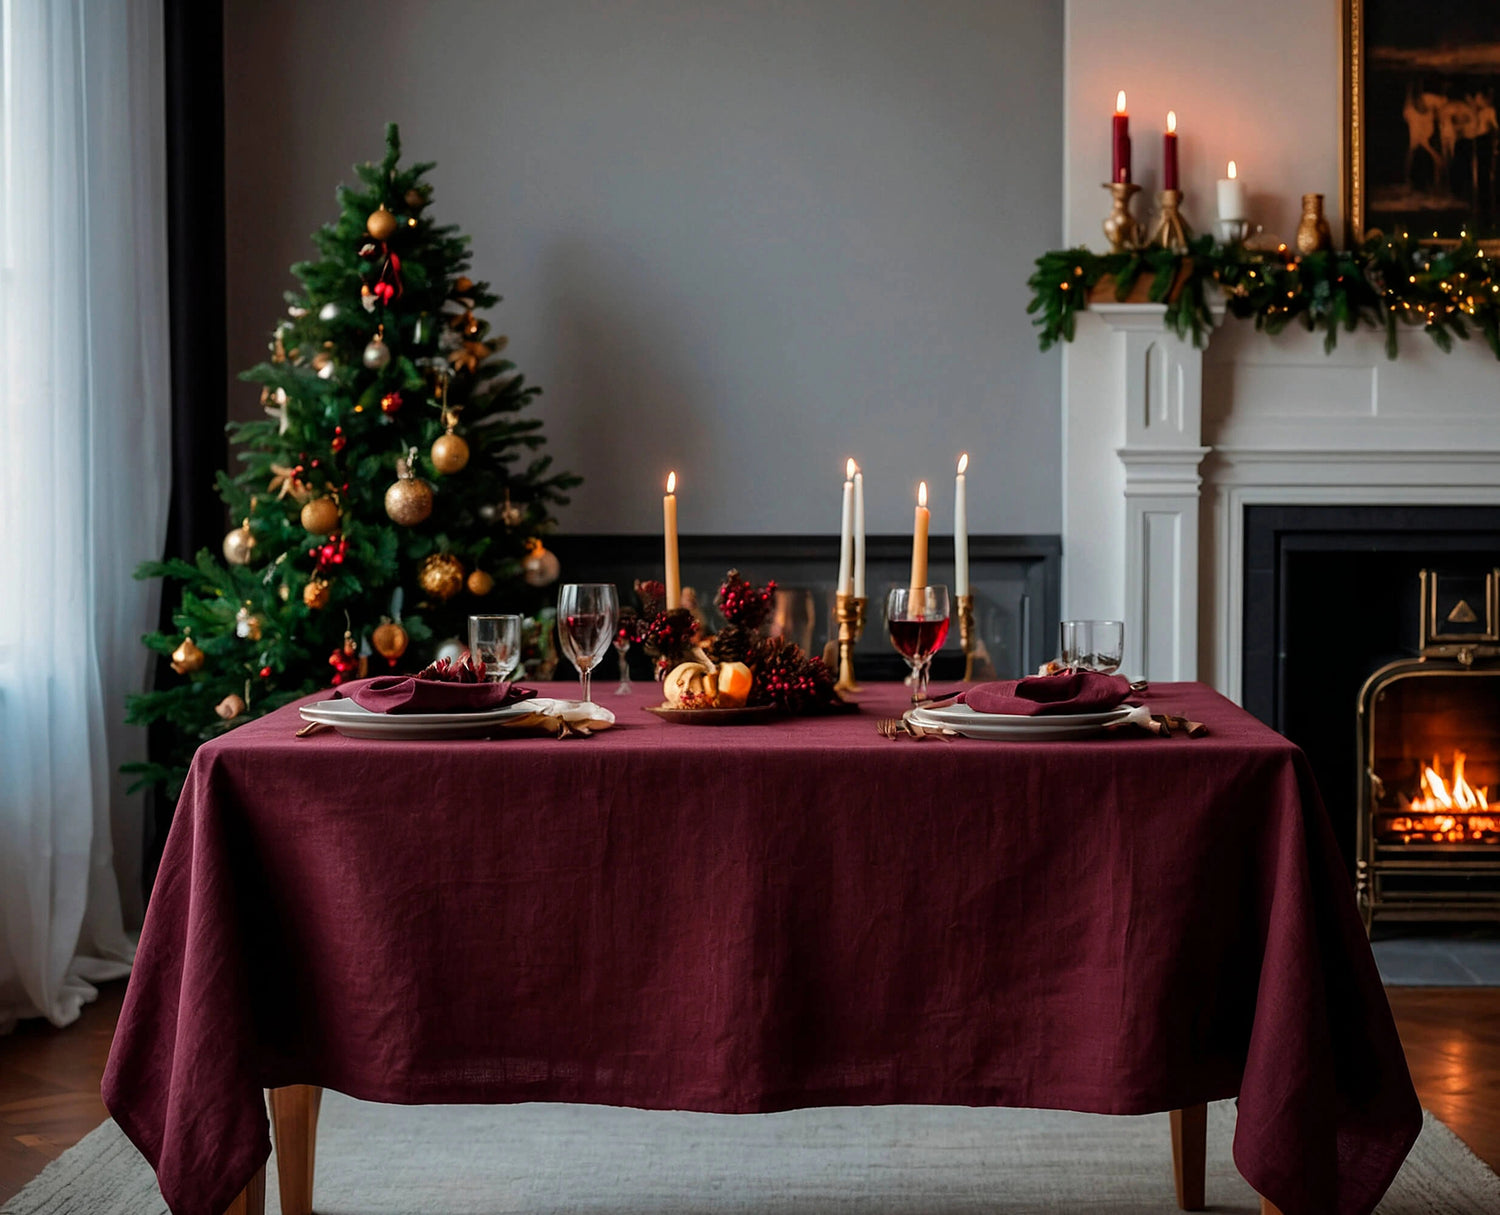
[
  {"x1": 1217, "y1": 160, "x2": 1245, "y2": 220},
  {"x1": 853, "y1": 464, "x2": 866, "y2": 599},
  {"x1": 663, "y1": 471, "x2": 681, "y2": 610},
  {"x1": 954, "y1": 453, "x2": 969, "y2": 598},
  {"x1": 837, "y1": 460, "x2": 855, "y2": 595}
]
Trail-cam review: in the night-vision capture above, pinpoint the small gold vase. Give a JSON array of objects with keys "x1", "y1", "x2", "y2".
[{"x1": 1295, "y1": 193, "x2": 1332, "y2": 254}]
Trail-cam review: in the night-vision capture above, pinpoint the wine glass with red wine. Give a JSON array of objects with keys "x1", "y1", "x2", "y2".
[
  {"x1": 885, "y1": 585, "x2": 951, "y2": 703},
  {"x1": 557, "y1": 583, "x2": 619, "y2": 703}
]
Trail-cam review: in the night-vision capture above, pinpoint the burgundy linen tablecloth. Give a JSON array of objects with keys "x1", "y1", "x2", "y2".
[{"x1": 103, "y1": 682, "x2": 1419, "y2": 1215}]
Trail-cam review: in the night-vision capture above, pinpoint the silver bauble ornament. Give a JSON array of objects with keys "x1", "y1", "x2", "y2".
[
  {"x1": 434, "y1": 637, "x2": 466, "y2": 664},
  {"x1": 363, "y1": 334, "x2": 391, "y2": 369}
]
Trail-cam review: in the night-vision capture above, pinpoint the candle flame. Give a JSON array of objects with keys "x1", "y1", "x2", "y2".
[
  {"x1": 1227, "y1": 159, "x2": 1237, "y2": 179},
  {"x1": 957, "y1": 452, "x2": 969, "y2": 474},
  {"x1": 846, "y1": 457, "x2": 856, "y2": 480},
  {"x1": 917, "y1": 481, "x2": 928, "y2": 508},
  {"x1": 1115, "y1": 90, "x2": 1127, "y2": 114},
  {"x1": 1166, "y1": 110, "x2": 1176, "y2": 133},
  {"x1": 666, "y1": 471, "x2": 676, "y2": 494}
]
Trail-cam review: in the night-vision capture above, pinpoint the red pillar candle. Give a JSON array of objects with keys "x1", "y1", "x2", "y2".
[
  {"x1": 1163, "y1": 110, "x2": 1179, "y2": 191},
  {"x1": 1112, "y1": 91, "x2": 1131, "y2": 184}
]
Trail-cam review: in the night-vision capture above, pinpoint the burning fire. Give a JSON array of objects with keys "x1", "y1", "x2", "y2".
[{"x1": 1388, "y1": 752, "x2": 1498, "y2": 843}]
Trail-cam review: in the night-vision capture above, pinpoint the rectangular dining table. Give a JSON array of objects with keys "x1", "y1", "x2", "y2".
[{"x1": 102, "y1": 680, "x2": 1420, "y2": 1215}]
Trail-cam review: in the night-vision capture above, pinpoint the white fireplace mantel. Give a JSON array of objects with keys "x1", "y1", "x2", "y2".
[{"x1": 1061, "y1": 305, "x2": 1500, "y2": 697}]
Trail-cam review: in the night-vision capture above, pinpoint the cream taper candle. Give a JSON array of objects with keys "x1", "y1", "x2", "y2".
[
  {"x1": 663, "y1": 471, "x2": 681, "y2": 609},
  {"x1": 910, "y1": 480, "x2": 930, "y2": 591}
]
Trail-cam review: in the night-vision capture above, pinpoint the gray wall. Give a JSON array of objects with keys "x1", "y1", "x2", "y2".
[{"x1": 225, "y1": 0, "x2": 1063, "y2": 535}]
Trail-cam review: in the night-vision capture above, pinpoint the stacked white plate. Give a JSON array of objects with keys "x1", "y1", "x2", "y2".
[
  {"x1": 907, "y1": 702, "x2": 1133, "y2": 740},
  {"x1": 298, "y1": 697, "x2": 588, "y2": 740}
]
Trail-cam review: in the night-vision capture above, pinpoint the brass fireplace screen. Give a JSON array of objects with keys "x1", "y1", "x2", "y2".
[{"x1": 1357, "y1": 570, "x2": 1500, "y2": 929}]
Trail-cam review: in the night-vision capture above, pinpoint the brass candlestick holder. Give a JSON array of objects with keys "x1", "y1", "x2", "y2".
[
  {"x1": 1102, "y1": 181, "x2": 1145, "y2": 252},
  {"x1": 1149, "y1": 189, "x2": 1191, "y2": 252},
  {"x1": 833, "y1": 591, "x2": 868, "y2": 694},
  {"x1": 957, "y1": 593, "x2": 976, "y2": 682}
]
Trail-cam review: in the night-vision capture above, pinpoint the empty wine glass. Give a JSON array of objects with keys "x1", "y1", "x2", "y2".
[
  {"x1": 885, "y1": 585, "x2": 951, "y2": 703},
  {"x1": 468, "y1": 615, "x2": 523, "y2": 683},
  {"x1": 557, "y1": 583, "x2": 619, "y2": 703}
]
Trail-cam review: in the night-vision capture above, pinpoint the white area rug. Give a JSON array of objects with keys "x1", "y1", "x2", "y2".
[{"x1": 5, "y1": 1095, "x2": 1498, "y2": 1214}]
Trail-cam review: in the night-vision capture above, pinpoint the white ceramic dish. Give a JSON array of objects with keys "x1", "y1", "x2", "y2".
[
  {"x1": 908, "y1": 703, "x2": 1133, "y2": 740},
  {"x1": 299, "y1": 697, "x2": 542, "y2": 740},
  {"x1": 914, "y1": 702, "x2": 1132, "y2": 729}
]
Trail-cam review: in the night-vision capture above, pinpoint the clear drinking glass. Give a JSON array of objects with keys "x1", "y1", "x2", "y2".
[
  {"x1": 614, "y1": 628, "x2": 634, "y2": 696},
  {"x1": 468, "y1": 615, "x2": 523, "y2": 682},
  {"x1": 556, "y1": 583, "x2": 619, "y2": 703},
  {"x1": 1060, "y1": 620, "x2": 1124, "y2": 674},
  {"x1": 885, "y1": 585, "x2": 951, "y2": 703}
]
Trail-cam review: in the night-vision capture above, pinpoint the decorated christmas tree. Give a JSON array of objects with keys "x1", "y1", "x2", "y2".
[{"x1": 127, "y1": 125, "x2": 578, "y2": 794}]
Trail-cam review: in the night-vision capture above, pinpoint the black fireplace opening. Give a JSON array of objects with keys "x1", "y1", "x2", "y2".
[{"x1": 1241, "y1": 505, "x2": 1500, "y2": 879}]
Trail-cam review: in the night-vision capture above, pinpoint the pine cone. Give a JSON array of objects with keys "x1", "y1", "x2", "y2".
[{"x1": 708, "y1": 623, "x2": 757, "y2": 664}]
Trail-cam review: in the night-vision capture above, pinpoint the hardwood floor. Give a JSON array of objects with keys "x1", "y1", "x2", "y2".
[{"x1": 1, "y1": 983, "x2": 1497, "y2": 1205}]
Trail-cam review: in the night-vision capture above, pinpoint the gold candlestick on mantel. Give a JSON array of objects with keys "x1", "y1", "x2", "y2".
[
  {"x1": 1149, "y1": 188, "x2": 1191, "y2": 252},
  {"x1": 957, "y1": 593, "x2": 976, "y2": 683},
  {"x1": 1102, "y1": 181, "x2": 1144, "y2": 252},
  {"x1": 833, "y1": 591, "x2": 867, "y2": 694}
]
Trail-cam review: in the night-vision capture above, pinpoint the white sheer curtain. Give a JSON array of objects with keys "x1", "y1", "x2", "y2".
[{"x1": 0, "y1": 0, "x2": 171, "y2": 1032}]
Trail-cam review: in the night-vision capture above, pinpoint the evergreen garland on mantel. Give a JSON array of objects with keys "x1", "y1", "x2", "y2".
[{"x1": 1027, "y1": 233, "x2": 1500, "y2": 360}]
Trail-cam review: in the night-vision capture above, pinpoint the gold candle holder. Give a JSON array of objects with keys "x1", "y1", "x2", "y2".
[
  {"x1": 957, "y1": 594, "x2": 976, "y2": 682},
  {"x1": 833, "y1": 592, "x2": 867, "y2": 694},
  {"x1": 1102, "y1": 182, "x2": 1144, "y2": 252},
  {"x1": 1149, "y1": 188, "x2": 1191, "y2": 252}
]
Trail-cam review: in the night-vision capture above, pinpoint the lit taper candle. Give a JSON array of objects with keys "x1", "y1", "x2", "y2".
[
  {"x1": 663, "y1": 471, "x2": 681, "y2": 609},
  {"x1": 837, "y1": 459, "x2": 855, "y2": 596},
  {"x1": 910, "y1": 480, "x2": 930, "y2": 591},
  {"x1": 954, "y1": 453, "x2": 969, "y2": 598}
]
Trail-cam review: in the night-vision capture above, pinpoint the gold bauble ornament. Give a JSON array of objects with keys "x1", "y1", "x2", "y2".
[
  {"x1": 303, "y1": 578, "x2": 331, "y2": 610},
  {"x1": 404, "y1": 188, "x2": 428, "y2": 211},
  {"x1": 362, "y1": 333, "x2": 391, "y2": 369},
  {"x1": 430, "y1": 431, "x2": 470, "y2": 474},
  {"x1": 522, "y1": 540, "x2": 560, "y2": 588},
  {"x1": 300, "y1": 496, "x2": 340, "y2": 535},
  {"x1": 384, "y1": 452, "x2": 434, "y2": 526},
  {"x1": 215, "y1": 694, "x2": 246, "y2": 721},
  {"x1": 170, "y1": 636, "x2": 205, "y2": 675},
  {"x1": 222, "y1": 520, "x2": 256, "y2": 566},
  {"x1": 366, "y1": 205, "x2": 398, "y2": 241},
  {"x1": 419, "y1": 552, "x2": 466, "y2": 602},
  {"x1": 372, "y1": 619, "x2": 410, "y2": 662},
  {"x1": 466, "y1": 569, "x2": 494, "y2": 596}
]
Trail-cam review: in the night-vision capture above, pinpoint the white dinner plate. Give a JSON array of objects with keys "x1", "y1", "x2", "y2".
[
  {"x1": 914, "y1": 702, "x2": 1132, "y2": 729},
  {"x1": 908, "y1": 704, "x2": 1133, "y2": 740},
  {"x1": 299, "y1": 697, "x2": 544, "y2": 740}
]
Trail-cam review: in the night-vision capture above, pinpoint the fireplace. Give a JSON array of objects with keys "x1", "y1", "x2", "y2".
[{"x1": 1357, "y1": 570, "x2": 1500, "y2": 928}]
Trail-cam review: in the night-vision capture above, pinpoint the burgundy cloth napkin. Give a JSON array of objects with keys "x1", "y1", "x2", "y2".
[
  {"x1": 958, "y1": 671, "x2": 1131, "y2": 716},
  {"x1": 334, "y1": 675, "x2": 533, "y2": 714}
]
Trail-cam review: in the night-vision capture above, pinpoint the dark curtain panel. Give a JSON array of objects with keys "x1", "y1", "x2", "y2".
[{"x1": 147, "y1": 0, "x2": 227, "y2": 896}]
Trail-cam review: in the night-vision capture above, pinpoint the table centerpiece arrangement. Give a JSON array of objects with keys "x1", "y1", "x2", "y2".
[{"x1": 631, "y1": 570, "x2": 845, "y2": 722}]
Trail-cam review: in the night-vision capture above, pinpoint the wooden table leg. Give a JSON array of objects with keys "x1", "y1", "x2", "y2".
[
  {"x1": 269, "y1": 1085, "x2": 323, "y2": 1215},
  {"x1": 222, "y1": 1163, "x2": 265, "y2": 1215},
  {"x1": 1169, "y1": 1104, "x2": 1207, "y2": 1210}
]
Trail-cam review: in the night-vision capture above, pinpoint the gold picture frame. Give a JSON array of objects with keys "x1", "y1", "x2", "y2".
[{"x1": 1344, "y1": 0, "x2": 1500, "y2": 250}]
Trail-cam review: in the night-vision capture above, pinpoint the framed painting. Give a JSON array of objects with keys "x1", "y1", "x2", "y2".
[{"x1": 1345, "y1": 0, "x2": 1500, "y2": 247}]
